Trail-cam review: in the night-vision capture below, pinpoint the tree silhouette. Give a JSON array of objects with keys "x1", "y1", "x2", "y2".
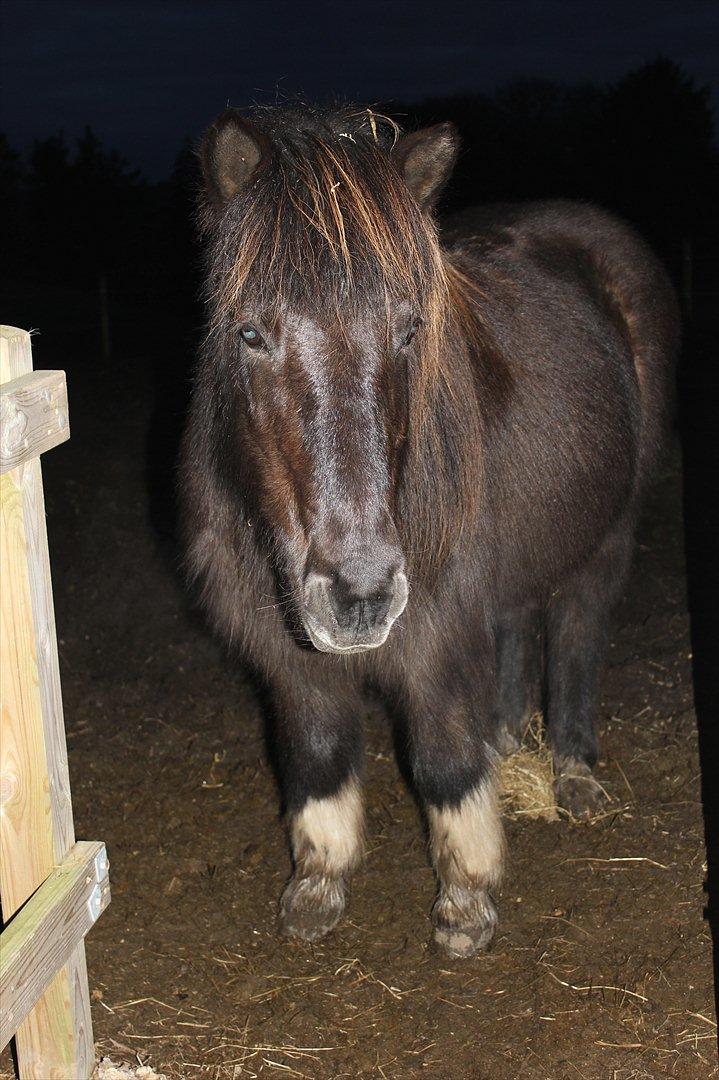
[{"x1": 0, "y1": 59, "x2": 715, "y2": 353}]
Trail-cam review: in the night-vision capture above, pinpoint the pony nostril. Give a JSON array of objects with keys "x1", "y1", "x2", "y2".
[
  {"x1": 332, "y1": 578, "x2": 399, "y2": 628},
  {"x1": 304, "y1": 572, "x2": 333, "y2": 614}
]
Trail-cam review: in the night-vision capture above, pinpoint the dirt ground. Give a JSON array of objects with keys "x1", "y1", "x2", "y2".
[{"x1": 2, "y1": 333, "x2": 716, "y2": 1080}]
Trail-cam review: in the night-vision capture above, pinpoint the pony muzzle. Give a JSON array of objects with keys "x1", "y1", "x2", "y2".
[{"x1": 302, "y1": 566, "x2": 408, "y2": 653}]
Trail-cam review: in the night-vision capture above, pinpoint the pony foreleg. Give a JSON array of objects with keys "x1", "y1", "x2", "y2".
[
  {"x1": 428, "y1": 779, "x2": 504, "y2": 957},
  {"x1": 272, "y1": 679, "x2": 364, "y2": 941},
  {"x1": 406, "y1": 672, "x2": 504, "y2": 958},
  {"x1": 281, "y1": 776, "x2": 363, "y2": 940}
]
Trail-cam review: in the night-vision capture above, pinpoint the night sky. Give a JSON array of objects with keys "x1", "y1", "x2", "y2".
[{"x1": 2, "y1": 0, "x2": 718, "y2": 179}]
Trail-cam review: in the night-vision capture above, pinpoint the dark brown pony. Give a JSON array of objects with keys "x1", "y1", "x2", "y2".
[{"x1": 179, "y1": 104, "x2": 678, "y2": 957}]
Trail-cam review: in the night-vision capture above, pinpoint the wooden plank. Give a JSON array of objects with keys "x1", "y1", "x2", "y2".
[
  {"x1": 0, "y1": 326, "x2": 96, "y2": 1079},
  {"x1": 0, "y1": 370, "x2": 69, "y2": 473},
  {"x1": 0, "y1": 842, "x2": 110, "y2": 1050}
]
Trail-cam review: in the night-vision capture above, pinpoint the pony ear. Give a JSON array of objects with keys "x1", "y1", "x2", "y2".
[
  {"x1": 201, "y1": 109, "x2": 267, "y2": 205},
  {"x1": 393, "y1": 122, "x2": 459, "y2": 211}
]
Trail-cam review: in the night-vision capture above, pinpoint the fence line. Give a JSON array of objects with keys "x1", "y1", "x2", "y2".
[{"x1": 0, "y1": 325, "x2": 110, "y2": 1079}]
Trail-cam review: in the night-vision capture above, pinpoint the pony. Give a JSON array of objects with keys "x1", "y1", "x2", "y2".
[{"x1": 179, "y1": 103, "x2": 678, "y2": 957}]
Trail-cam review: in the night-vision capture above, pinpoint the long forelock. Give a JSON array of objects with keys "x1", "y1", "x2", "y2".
[{"x1": 207, "y1": 110, "x2": 449, "y2": 342}]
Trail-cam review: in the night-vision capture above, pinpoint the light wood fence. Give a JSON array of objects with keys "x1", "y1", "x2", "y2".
[{"x1": 0, "y1": 326, "x2": 110, "y2": 1079}]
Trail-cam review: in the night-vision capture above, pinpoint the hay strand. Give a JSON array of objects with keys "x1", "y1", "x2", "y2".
[{"x1": 499, "y1": 713, "x2": 559, "y2": 822}]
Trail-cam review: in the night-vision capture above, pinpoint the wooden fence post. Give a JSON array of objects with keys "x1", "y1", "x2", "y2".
[{"x1": 0, "y1": 326, "x2": 99, "y2": 1079}]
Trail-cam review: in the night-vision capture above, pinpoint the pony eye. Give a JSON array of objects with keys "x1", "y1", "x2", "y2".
[
  {"x1": 239, "y1": 324, "x2": 264, "y2": 348},
  {"x1": 401, "y1": 318, "x2": 421, "y2": 349}
]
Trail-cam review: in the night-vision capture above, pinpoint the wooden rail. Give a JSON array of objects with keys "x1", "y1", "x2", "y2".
[
  {"x1": 0, "y1": 842, "x2": 110, "y2": 1049},
  {"x1": 0, "y1": 370, "x2": 70, "y2": 473},
  {"x1": 0, "y1": 326, "x2": 109, "y2": 1079}
]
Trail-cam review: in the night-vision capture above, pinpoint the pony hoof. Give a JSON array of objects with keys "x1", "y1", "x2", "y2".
[
  {"x1": 278, "y1": 874, "x2": 345, "y2": 942},
  {"x1": 433, "y1": 921, "x2": 496, "y2": 958},
  {"x1": 431, "y1": 886, "x2": 498, "y2": 959},
  {"x1": 555, "y1": 763, "x2": 607, "y2": 820}
]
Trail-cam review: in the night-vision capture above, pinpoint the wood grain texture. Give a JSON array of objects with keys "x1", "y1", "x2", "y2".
[
  {"x1": 0, "y1": 370, "x2": 69, "y2": 473},
  {"x1": 0, "y1": 469, "x2": 55, "y2": 899},
  {"x1": 0, "y1": 326, "x2": 96, "y2": 1079},
  {"x1": 0, "y1": 842, "x2": 110, "y2": 1050}
]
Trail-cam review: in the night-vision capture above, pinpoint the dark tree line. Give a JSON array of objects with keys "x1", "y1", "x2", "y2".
[
  {"x1": 1, "y1": 127, "x2": 200, "y2": 345},
  {"x1": 1, "y1": 59, "x2": 715, "y2": 354},
  {"x1": 401, "y1": 60, "x2": 716, "y2": 262}
]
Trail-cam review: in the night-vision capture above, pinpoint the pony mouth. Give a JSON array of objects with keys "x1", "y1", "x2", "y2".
[{"x1": 303, "y1": 619, "x2": 389, "y2": 655}]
